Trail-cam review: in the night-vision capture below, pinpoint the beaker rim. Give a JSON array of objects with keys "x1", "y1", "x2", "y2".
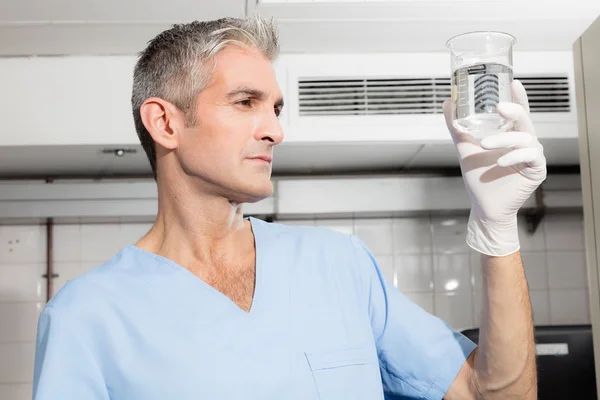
[{"x1": 445, "y1": 31, "x2": 516, "y2": 50}]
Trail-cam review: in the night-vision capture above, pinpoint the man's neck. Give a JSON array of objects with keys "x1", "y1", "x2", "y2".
[{"x1": 135, "y1": 177, "x2": 253, "y2": 274}]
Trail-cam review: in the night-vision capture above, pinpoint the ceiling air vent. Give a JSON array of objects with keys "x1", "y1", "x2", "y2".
[
  {"x1": 298, "y1": 76, "x2": 570, "y2": 116},
  {"x1": 518, "y1": 76, "x2": 570, "y2": 113}
]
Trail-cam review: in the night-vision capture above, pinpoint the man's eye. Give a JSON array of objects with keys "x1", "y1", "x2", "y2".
[
  {"x1": 237, "y1": 99, "x2": 253, "y2": 107},
  {"x1": 275, "y1": 107, "x2": 283, "y2": 117}
]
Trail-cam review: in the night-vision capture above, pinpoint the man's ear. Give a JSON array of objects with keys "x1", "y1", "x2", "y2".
[{"x1": 140, "y1": 98, "x2": 185, "y2": 150}]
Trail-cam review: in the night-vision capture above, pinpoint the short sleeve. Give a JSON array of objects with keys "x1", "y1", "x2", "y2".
[
  {"x1": 350, "y1": 235, "x2": 477, "y2": 400},
  {"x1": 33, "y1": 306, "x2": 110, "y2": 400}
]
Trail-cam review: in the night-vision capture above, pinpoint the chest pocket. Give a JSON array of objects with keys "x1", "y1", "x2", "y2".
[{"x1": 305, "y1": 345, "x2": 384, "y2": 400}]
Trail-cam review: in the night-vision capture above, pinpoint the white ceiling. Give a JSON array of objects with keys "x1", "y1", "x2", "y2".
[
  {"x1": 0, "y1": 0, "x2": 593, "y2": 177},
  {"x1": 0, "y1": 1, "x2": 598, "y2": 55},
  {"x1": 0, "y1": 139, "x2": 580, "y2": 178},
  {"x1": 0, "y1": 0, "x2": 246, "y2": 55}
]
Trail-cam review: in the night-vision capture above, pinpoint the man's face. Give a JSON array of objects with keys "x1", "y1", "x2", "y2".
[{"x1": 176, "y1": 45, "x2": 284, "y2": 203}]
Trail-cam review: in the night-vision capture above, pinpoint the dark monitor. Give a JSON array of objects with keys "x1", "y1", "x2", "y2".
[{"x1": 461, "y1": 325, "x2": 597, "y2": 400}]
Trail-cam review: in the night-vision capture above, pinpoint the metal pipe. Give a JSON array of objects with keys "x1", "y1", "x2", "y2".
[{"x1": 46, "y1": 217, "x2": 53, "y2": 302}]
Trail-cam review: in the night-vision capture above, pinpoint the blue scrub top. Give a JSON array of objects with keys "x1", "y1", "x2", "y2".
[{"x1": 33, "y1": 217, "x2": 476, "y2": 400}]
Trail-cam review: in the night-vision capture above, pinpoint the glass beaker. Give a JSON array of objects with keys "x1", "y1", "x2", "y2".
[{"x1": 446, "y1": 31, "x2": 516, "y2": 134}]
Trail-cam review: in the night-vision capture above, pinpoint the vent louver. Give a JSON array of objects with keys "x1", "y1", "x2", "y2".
[{"x1": 298, "y1": 76, "x2": 570, "y2": 116}]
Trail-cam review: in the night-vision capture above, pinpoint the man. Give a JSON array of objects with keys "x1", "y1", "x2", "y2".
[{"x1": 33, "y1": 15, "x2": 543, "y2": 399}]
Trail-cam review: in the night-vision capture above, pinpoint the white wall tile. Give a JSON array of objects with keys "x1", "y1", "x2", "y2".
[
  {"x1": 517, "y1": 217, "x2": 546, "y2": 251},
  {"x1": 530, "y1": 290, "x2": 551, "y2": 325},
  {"x1": 0, "y1": 225, "x2": 46, "y2": 264},
  {"x1": 374, "y1": 255, "x2": 395, "y2": 287},
  {"x1": 521, "y1": 252, "x2": 548, "y2": 290},
  {"x1": 394, "y1": 254, "x2": 433, "y2": 292},
  {"x1": 0, "y1": 302, "x2": 43, "y2": 343},
  {"x1": 392, "y1": 217, "x2": 432, "y2": 254},
  {"x1": 81, "y1": 262, "x2": 100, "y2": 273},
  {"x1": 434, "y1": 254, "x2": 472, "y2": 293},
  {"x1": 547, "y1": 252, "x2": 588, "y2": 289},
  {"x1": 431, "y1": 216, "x2": 469, "y2": 254},
  {"x1": 120, "y1": 223, "x2": 152, "y2": 245},
  {"x1": 0, "y1": 264, "x2": 46, "y2": 302},
  {"x1": 550, "y1": 289, "x2": 590, "y2": 325},
  {"x1": 51, "y1": 262, "x2": 85, "y2": 297},
  {"x1": 315, "y1": 219, "x2": 354, "y2": 235},
  {"x1": 80, "y1": 224, "x2": 126, "y2": 263},
  {"x1": 404, "y1": 292, "x2": 435, "y2": 315},
  {"x1": 279, "y1": 219, "x2": 316, "y2": 227},
  {"x1": 0, "y1": 383, "x2": 32, "y2": 400},
  {"x1": 52, "y1": 224, "x2": 81, "y2": 263},
  {"x1": 354, "y1": 219, "x2": 393, "y2": 256},
  {"x1": 0, "y1": 342, "x2": 35, "y2": 383},
  {"x1": 545, "y1": 214, "x2": 585, "y2": 251},
  {"x1": 51, "y1": 262, "x2": 102, "y2": 298},
  {"x1": 435, "y1": 292, "x2": 474, "y2": 331}
]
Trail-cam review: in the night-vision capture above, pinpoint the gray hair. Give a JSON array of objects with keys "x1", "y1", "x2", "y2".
[{"x1": 131, "y1": 15, "x2": 280, "y2": 179}]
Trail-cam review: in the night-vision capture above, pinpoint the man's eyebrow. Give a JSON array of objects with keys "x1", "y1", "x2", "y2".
[
  {"x1": 227, "y1": 86, "x2": 265, "y2": 100},
  {"x1": 227, "y1": 86, "x2": 284, "y2": 107}
]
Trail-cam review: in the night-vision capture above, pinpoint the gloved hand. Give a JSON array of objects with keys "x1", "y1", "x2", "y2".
[{"x1": 443, "y1": 80, "x2": 547, "y2": 257}]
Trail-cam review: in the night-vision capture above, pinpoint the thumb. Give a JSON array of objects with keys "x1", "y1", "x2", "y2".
[{"x1": 443, "y1": 100, "x2": 475, "y2": 145}]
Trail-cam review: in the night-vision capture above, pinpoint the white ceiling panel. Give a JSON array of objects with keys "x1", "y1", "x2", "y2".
[
  {"x1": 407, "y1": 138, "x2": 581, "y2": 169},
  {"x1": 273, "y1": 143, "x2": 422, "y2": 173},
  {"x1": 0, "y1": 143, "x2": 422, "y2": 178},
  {"x1": 0, "y1": 139, "x2": 581, "y2": 178},
  {"x1": 0, "y1": 145, "x2": 150, "y2": 177},
  {"x1": 255, "y1": 1, "x2": 599, "y2": 52},
  {"x1": 0, "y1": 0, "x2": 246, "y2": 55},
  {"x1": 539, "y1": 138, "x2": 582, "y2": 166},
  {"x1": 0, "y1": 0, "x2": 246, "y2": 22},
  {"x1": 275, "y1": 18, "x2": 594, "y2": 53},
  {"x1": 0, "y1": 0, "x2": 597, "y2": 55},
  {"x1": 0, "y1": 24, "x2": 174, "y2": 56},
  {"x1": 404, "y1": 143, "x2": 459, "y2": 169},
  {"x1": 253, "y1": 1, "x2": 598, "y2": 20}
]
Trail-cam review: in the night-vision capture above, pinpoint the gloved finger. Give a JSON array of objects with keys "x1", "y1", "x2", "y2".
[
  {"x1": 496, "y1": 80, "x2": 535, "y2": 135},
  {"x1": 511, "y1": 80, "x2": 530, "y2": 113},
  {"x1": 496, "y1": 102, "x2": 536, "y2": 137},
  {"x1": 497, "y1": 147, "x2": 546, "y2": 168},
  {"x1": 443, "y1": 100, "x2": 476, "y2": 145},
  {"x1": 480, "y1": 131, "x2": 534, "y2": 150}
]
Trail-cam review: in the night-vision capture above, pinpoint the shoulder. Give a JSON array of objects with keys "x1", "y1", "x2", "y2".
[
  {"x1": 44, "y1": 247, "x2": 137, "y2": 319},
  {"x1": 254, "y1": 218, "x2": 376, "y2": 276}
]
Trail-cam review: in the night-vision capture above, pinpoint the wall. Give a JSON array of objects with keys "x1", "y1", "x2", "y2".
[{"x1": 0, "y1": 212, "x2": 589, "y2": 399}]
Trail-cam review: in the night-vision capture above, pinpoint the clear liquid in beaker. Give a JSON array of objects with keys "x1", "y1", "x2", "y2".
[{"x1": 452, "y1": 62, "x2": 513, "y2": 133}]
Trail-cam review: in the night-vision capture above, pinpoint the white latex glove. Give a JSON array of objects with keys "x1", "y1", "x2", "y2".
[{"x1": 443, "y1": 80, "x2": 547, "y2": 257}]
